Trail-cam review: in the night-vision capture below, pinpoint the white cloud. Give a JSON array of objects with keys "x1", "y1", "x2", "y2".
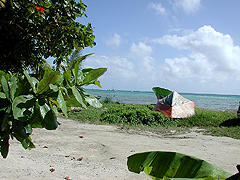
[
  {"x1": 130, "y1": 42, "x2": 152, "y2": 57},
  {"x1": 175, "y1": 0, "x2": 201, "y2": 14},
  {"x1": 151, "y1": 25, "x2": 240, "y2": 93},
  {"x1": 154, "y1": 25, "x2": 240, "y2": 75},
  {"x1": 105, "y1": 33, "x2": 121, "y2": 48},
  {"x1": 83, "y1": 42, "x2": 161, "y2": 90},
  {"x1": 149, "y1": 2, "x2": 166, "y2": 15},
  {"x1": 83, "y1": 26, "x2": 240, "y2": 94}
]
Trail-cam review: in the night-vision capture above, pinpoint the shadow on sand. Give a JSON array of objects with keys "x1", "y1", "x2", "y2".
[{"x1": 220, "y1": 118, "x2": 240, "y2": 127}]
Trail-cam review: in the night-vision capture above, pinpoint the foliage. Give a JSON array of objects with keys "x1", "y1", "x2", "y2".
[
  {"x1": 100, "y1": 103, "x2": 172, "y2": 126},
  {"x1": 103, "y1": 96, "x2": 115, "y2": 103},
  {"x1": 0, "y1": 62, "x2": 106, "y2": 158},
  {"x1": 176, "y1": 108, "x2": 236, "y2": 127},
  {"x1": 63, "y1": 49, "x2": 94, "y2": 72},
  {"x1": 68, "y1": 102, "x2": 240, "y2": 139},
  {"x1": 0, "y1": 0, "x2": 95, "y2": 72},
  {"x1": 127, "y1": 151, "x2": 231, "y2": 180}
]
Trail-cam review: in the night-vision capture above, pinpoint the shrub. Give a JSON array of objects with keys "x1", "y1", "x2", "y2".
[{"x1": 100, "y1": 104, "x2": 171, "y2": 126}]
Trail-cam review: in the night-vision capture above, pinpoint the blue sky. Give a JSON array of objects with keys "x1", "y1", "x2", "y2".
[{"x1": 79, "y1": 0, "x2": 240, "y2": 95}]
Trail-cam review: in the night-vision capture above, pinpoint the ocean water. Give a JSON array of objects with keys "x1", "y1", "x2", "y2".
[{"x1": 85, "y1": 89, "x2": 240, "y2": 111}]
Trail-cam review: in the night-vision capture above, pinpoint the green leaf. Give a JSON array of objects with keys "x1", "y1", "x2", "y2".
[
  {"x1": 1, "y1": 76, "x2": 9, "y2": 99},
  {"x1": 44, "y1": 110, "x2": 58, "y2": 130},
  {"x1": 1, "y1": 107, "x2": 10, "y2": 131},
  {"x1": 73, "y1": 60, "x2": 81, "y2": 84},
  {"x1": 83, "y1": 92, "x2": 102, "y2": 108},
  {"x1": 24, "y1": 124, "x2": 32, "y2": 134},
  {"x1": 9, "y1": 76, "x2": 17, "y2": 101},
  {"x1": 21, "y1": 137, "x2": 35, "y2": 149},
  {"x1": 57, "y1": 90, "x2": 67, "y2": 117},
  {"x1": 49, "y1": 84, "x2": 59, "y2": 92},
  {"x1": 23, "y1": 70, "x2": 38, "y2": 94},
  {"x1": 39, "y1": 103, "x2": 50, "y2": 119},
  {"x1": 127, "y1": 151, "x2": 231, "y2": 179},
  {"x1": 30, "y1": 101, "x2": 44, "y2": 128},
  {"x1": 12, "y1": 121, "x2": 35, "y2": 150},
  {"x1": 37, "y1": 70, "x2": 60, "y2": 94},
  {"x1": 71, "y1": 86, "x2": 86, "y2": 108},
  {"x1": 12, "y1": 95, "x2": 35, "y2": 121},
  {"x1": 94, "y1": 80, "x2": 102, "y2": 88},
  {"x1": 0, "y1": 136, "x2": 9, "y2": 158},
  {"x1": 63, "y1": 71, "x2": 71, "y2": 82},
  {"x1": 0, "y1": 92, "x2": 6, "y2": 98},
  {"x1": 152, "y1": 87, "x2": 172, "y2": 99},
  {"x1": 80, "y1": 68, "x2": 107, "y2": 86},
  {"x1": 52, "y1": 105, "x2": 59, "y2": 116}
]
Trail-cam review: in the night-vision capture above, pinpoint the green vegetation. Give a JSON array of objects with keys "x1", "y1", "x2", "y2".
[
  {"x1": 0, "y1": 0, "x2": 106, "y2": 158},
  {"x1": 127, "y1": 151, "x2": 231, "y2": 179},
  {"x1": 68, "y1": 102, "x2": 240, "y2": 139},
  {"x1": 1, "y1": 0, "x2": 95, "y2": 72}
]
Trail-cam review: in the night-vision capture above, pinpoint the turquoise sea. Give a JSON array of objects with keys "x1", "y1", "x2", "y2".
[{"x1": 86, "y1": 89, "x2": 240, "y2": 111}]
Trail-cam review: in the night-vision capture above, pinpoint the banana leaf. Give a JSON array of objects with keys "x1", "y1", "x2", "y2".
[
  {"x1": 127, "y1": 151, "x2": 231, "y2": 180},
  {"x1": 152, "y1": 87, "x2": 172, "y2": 99}
]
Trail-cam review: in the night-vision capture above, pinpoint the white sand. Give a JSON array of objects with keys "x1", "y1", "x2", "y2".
[{"x1": 1, "y1": 117, "x2": 240, "y2": 180}]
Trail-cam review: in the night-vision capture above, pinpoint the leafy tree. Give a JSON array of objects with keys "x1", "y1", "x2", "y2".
[
  {"x1": 0, "y1": 0, "x2": 95, "y2": 72},
  {"x1": 0, "y1": 0, "x2": 106, "y2": 158},
  {"x1": 62, "y1": 49, "x2": 94, "y2": 73}
]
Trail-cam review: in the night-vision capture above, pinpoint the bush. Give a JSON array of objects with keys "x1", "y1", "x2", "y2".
[
  {"x1": 100, "y1": 103, "x2": 171, "y2": 126},
  {"x1": 176, "y1": 108, "x2": 236, "y2": 127}
]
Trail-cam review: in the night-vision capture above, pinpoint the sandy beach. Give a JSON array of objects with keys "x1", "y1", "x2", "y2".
[{"x1": 1, "y1": 117, "x2": 240, "y2": 180}]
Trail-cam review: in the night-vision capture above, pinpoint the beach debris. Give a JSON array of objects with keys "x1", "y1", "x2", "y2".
[
  {"x1": 153, "y1": 87, "x2": 195, "y2": 118},
  {"x1": 49, "y1": 168, "x2": 55, "y2": 172},
  {"x1": 79, "y1": 136, "x2": 84, "y2": 138},
  {"x1": 43, "y1": 145, "x2": 48, "y2": 148},
  {"x1": 76, "y1": 157, "x2": 83, "y2": 161},
  {"x1": 110, "y1": 157, "x2": 116, "y2": 160},
  {"x1": 70, "y1": 156, "x2": 83, "y2": 161},
  {"x1": 64, "y1": 176, "x2": 71, "y2": 180}
]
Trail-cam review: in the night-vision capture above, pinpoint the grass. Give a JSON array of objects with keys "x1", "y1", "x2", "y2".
[{"x1": 67, "y1": 102, "x2": 240, "y2": 139}]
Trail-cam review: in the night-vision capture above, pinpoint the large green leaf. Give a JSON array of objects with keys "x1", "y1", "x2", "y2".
[
  {"x1": 12, "y1": 95, "x2": 35, "y2": 121},
  {"x1": 63, "y1": 71, "x2": 71, "y2": 86},
  {"x1": 43, "y1": 110, "x2": 58, "y2": 130},
  {"x1": 83, "y1": 92, "x2": 102, "y2": 108},
  {"x1": 127, "y1": 151, "x2": 231, "y2": 180},
  {"x1": 80, "y1": 68, "x2": 107, "y2": 86},
  {"x1": 0, "y1": 92, "x2": 6, "y2": 99},
  {"x1": 1, "y1": 107, "x2": 10, "y2": 131},
  {"x1": 73, "y1": 59, "x2": 81, "y2": 84},
  {"x1": 23, "y1": 70, "x2": 38, "y2": 94},
  {"x1": 152, "y1": 87, "x2": 172, "y2": 99},
  {"x1": 39, "y1": 102, "x2": 50, "y2": 119},
  {"x1": 30, "y1": 101, "x2": 44, "y2": 128},
  {"x1": 57, "y1": 90, "x2": 67, "y2": 117},
  {"x1": 1, "y1": 76, "x2": 9, "y2": 99},
  {"x1": 13, "y1": 122, "x2": 35, "y2": 149},
  {"x1": 9, "y1": 76, "x2": 17, "y2": 101},
  {"x1": 37, "y1": 70, "x2": 60, "y2": 94},
  {"x1": 0, "y1": 135, "x2": 9, "y2": 158},
  {"x1": 70, "y1": 86, "x2": 87, "y2": 108}
]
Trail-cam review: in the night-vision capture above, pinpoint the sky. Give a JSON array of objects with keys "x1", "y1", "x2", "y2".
[{"x1": 79, "y1": 0, "x2": 240, "y2": 95}]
